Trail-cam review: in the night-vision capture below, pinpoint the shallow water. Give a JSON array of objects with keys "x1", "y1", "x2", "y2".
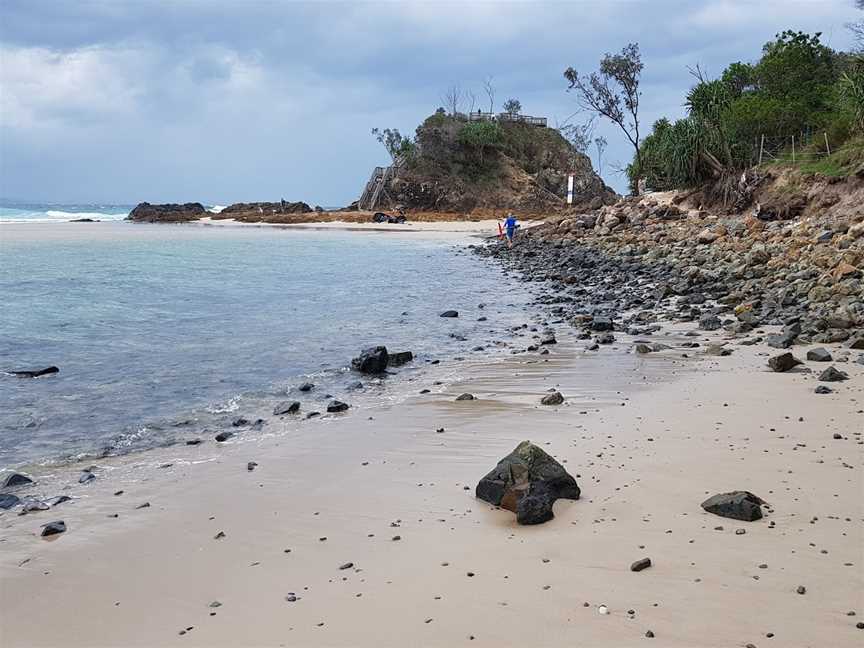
[{"x1": 0, "y1": 222, "x2": 532, "y2": 469}]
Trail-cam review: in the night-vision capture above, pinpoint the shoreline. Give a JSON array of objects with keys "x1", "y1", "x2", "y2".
[{"x1": 1, "y1": 317, "x2": 861, "y2": 646}]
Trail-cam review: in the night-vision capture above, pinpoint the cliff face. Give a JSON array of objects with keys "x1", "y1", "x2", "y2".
[{"x1": 371, "y1": 114, "x2": 617, "y2": 214}]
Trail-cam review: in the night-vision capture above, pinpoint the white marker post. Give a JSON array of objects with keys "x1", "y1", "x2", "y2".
[{"x1": 567, "y1": 175, "x2": 574, "y2": 205}]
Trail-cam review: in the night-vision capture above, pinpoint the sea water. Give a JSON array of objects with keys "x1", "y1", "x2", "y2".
[{"x1": 0, "y1": 219, "x2": 531, "y2": 470}]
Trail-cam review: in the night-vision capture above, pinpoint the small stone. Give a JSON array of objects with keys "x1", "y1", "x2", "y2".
[
  {"x1": 339, "y1": 562, "x2": 354, "y2": 570},
  {"x1": 818, "y1": 366, "x2": 848, "y2": 382},
  {"x1": 247, "y1": 461, "x2": 258, "y2": 471},
  {"x1": 41, "y1": 520, "x2": 66, "y2": 537},
  {"x1": 630, "y1": 557, "x2": 652, "y2": 572},
  {"x1": 215, "y1": 431, "x2": 234, "y2": 442},
  {"x1": 796, "y1": 585, "x2": 806, "y2": 595},
  {"x1": 645, "y1": 630, "x2": 655, "y2": 638},
  {"x1": 326, "y1": 400, "x2": 350, "y2": 413},
  {"x1": 540, "y1": 390, "x2": 564, "y2": 406},
  {"x1": 455, "y1": 393, "x2": 475, "y2": 401}
]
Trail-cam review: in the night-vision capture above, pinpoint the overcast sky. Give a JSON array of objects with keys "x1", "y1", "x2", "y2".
[{"x1": 0, "y1": 0, "x2": 860, "y2": 206}]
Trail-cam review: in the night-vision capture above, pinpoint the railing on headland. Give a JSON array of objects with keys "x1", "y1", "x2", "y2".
[{"x1": 458, "y1": 111, "x2": 547, "y2": 127}]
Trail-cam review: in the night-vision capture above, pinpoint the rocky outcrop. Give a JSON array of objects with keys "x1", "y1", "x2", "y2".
[
  {"x1": 476, "y1": 441, "x2": 580, "y2": 525},
  {"x1": 212, "y1": 201, "x2": 312, "y2": 222},
  {"x1": 127, "y1": 202, "x2": 207, "y2": 222},
  {"x1": 368, "y1": 113, "x2": 616, "y2": 214}
]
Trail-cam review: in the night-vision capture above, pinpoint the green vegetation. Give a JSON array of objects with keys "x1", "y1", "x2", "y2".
[
  {"x1": 457, "y1": 121, "x2": 503, "y2": 165},
  {"x1": 628, "y1": 30, "x2": 864, "y2": 193}
]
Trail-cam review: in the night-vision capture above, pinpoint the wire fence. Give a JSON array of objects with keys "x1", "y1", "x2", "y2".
[{"x1": 756, "y1": 128, "x2": 833, "y2": 166}]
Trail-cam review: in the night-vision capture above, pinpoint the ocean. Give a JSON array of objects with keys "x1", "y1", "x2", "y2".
[{"x1": 0, "y1": 211, "x2": 533, "y2": 470}]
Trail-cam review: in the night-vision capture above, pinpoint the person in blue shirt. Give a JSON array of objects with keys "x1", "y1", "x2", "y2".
[{"x1": 502, "y1": 213, "x2": 519, "y2": 248}]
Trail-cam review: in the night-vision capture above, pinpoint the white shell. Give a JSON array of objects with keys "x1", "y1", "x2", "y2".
[{"x1": 598, "y1": 605, "x2": 609, "y2": 615}]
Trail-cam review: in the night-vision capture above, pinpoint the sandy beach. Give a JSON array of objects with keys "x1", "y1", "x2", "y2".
[{"x1": 1, "y1": 321, "x2": 861, "y2": 647}]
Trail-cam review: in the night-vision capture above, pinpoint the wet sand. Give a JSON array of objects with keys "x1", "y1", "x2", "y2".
[{"x1": 1, "y1": 326, "x2": 861, "y2": 647}]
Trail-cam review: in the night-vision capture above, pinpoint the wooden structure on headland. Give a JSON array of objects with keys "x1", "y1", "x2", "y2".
[
  {"x1": 358, "y1": 165, "x2": 393, "y2": 211},
  {"x1": 461, "y1": 111, "x2": 547, "y2": 127}
]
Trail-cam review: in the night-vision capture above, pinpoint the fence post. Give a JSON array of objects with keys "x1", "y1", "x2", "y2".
[
  {"x1": 758, "y1": 134, "x2": 765, "y2": 165},
  {"x1": 792, "y1": 136, "x2": 795, "y2": 163},
  {"x1": 824, "y1": 132, "x2": 831, "y2": 156}
]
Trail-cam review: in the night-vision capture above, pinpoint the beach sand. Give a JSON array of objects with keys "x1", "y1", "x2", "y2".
[
  {"x1": 195, "y1": 216, "x2": 538, "y2": 235},
  {"x1": 1, "y1": 324, "x2": 861, "y2": 647}
]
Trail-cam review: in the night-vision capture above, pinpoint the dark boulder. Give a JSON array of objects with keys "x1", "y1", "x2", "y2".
[
  {"x1": 540, "y1": 391, "x2": 564, "y2": 406},
  {"x1": 476, "y1": 441, "x2": 580, "y2": 525},
  {"x1": 595, "y1": 332, "x2": 615, "y2": 344},
  {"x1": 634, "y1": 344, "x2": 652, "y2": 354},
  {"x1": 326, "y1": 400, "x2": 350, "y2": 413},
  {"x1": 630, "y1": 557, "x2": 652, "y2": 572},
  {"x1": 127, "y1": 202, "x2": 207, "y2": 223},
  {"x1": 273, "y1": 401, "x2": 301, "y2": 415},
  {"x1": 0, "y1": 493, "x2": 21, "y2": 509},
  {"x1": 298, "y1": 382, "x2": 315, "y2": 392},
  {"x1": 806, "y1": 348, "x2": 832, "y2": 362},
  {"x1": 455, "y1": 393, "x2": 475, "y2": 401},
  {"x1": 767, "y1": 352, "x2": 801, "y2": 372},
  {"x1": 1, "y1": 473, "x2": 33, "y2": 488},
  {"x1": 699, "y1": 314, "x2": 722, "y2": 331},
  {"x1": 701, "y1": 491, "x2": 766, "y2": 521},
  {"x1": 7, "y1": 366, "x2": 59, "y2": 378},
  {"x1": 388, "y1": 351, "x2": 414, "y2": 367},
  {"x1": 767, "y1": 331, "x2": 797, "y2": 349},
  {"x1": 818, "y1": 366, "x2": 848, "y2": 382},
  {"x1": 845, "y1": 334, "x2": 864, "y2": 350},
  {"x1": 41, "y1": 520, "x2": 66, "y2": 537},
  {"x1": 440, "y1": 310, "x2": 459, "y2": 318},
  {"x1": 590, "y1": 316, "x2": 614, "y2": 331},
  {"x1": 351, "y1": 346, "x2": 389, "y2": 374},
  {"x1": 815, "y1": 385, "x2": 833, "y2": 394},
  {"x1": 215, "y1": 431, "x2": 235, "y2": 442}
]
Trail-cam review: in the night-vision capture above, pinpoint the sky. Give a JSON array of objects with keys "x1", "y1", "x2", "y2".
[{"x1": 0, "y1": 0, "x2": 860, "y2": 205}]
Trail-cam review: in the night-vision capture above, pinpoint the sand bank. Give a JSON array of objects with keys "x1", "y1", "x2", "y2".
[{"x1": 1, "y1": 324, "x2": 861, "y2": 647}]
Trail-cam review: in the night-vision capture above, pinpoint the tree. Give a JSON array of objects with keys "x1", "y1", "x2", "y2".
[
  {"x1": 564, "y1": 42, "x2": 644, "y2": 173},
  {"x1": 482, "y1": 75, "x2": 496, "y2": 113},
  {"x1": 503, "y1": 98, "x2": 522, "y2": 114},
  {"x1": 466, "y1": 89, "x2": 478, "y2": 114},
  {"x1": 458, "y1": 121, "x2": 502, "y2": 165},
  {"x1": 594, "y1": 135, "x2": 608, "y2": 176},
  {"x1": 371, "y1": 128, "x2": 415, "y2": 164},
  {"x1": 441, "y1": 84, "x2": 463, "y2": 115},
  {"x1": 560, "y1": 117, "x2": 595, "y2": 154}
]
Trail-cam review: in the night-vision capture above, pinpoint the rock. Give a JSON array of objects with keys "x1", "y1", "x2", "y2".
[
  {"x1": 46, "y1": 495, "x2": 71, "y2": 507},
  {"x1": 0, "y1": 493, "x2": 21, "y2": 509},
  {"x1": 634, "y1": 344, "x2": 652, "y2": 354},
  {"x1": 215, "y1": 431, "x2": 235, "y2": 442},
  {"x1": 273, "y1": 401, "x2": 301, "y2": 415},
  {"x1": 338, "y1": 562, "x2": 354, "y2": 570},
  {"x1": 1, "y1": 473, "x2": 33, "y2": 488},
  {"x1": 247, "y1": 462, "x2": 258, "y2": 472},
  {"x1": 298, "y1": 382, "x2": 314, "y2": 392},
  {"x1": 630, "y1": 557, "x2": 652, "y2": 572},
  {"x1": 440, "y1": 310, "x2": 459, "y2": 318},
  {"x1": 767, "y1": 331, "x2": 797, "y2": 349},
  {"x1": 590, "y1": 316, "x2": 614, "y2": 331},
  {"x1": 232, "y1": 417, "x2": 250, "y2": 427},
  {"x1": 388, "y1": 351, "x2": 414, "y2": 367},
  {"x1": 540, "y1": 391, "x2": 564, "y2": 406},
  {"x1": 818, "y1": 366, "x2": 848, "y2": 382},
  {"x1": 326, "y1": 400, "x2": 350, "y2": 413},
  {"x1": 705, "y1": 344, "x2": 732, "y2": 357},
  {"x1": 186, "y1": 439, "x2": 203, "y2": 445},
  {"x1": 351, "y1": 346, "x2": 389, "y2": 374},
  {"x1": 539, "y1": 333, "x2": 557, "y2": 345},
  {"x1": 796, "y1": 585, "x2": 806, "y2": 595},
  {"x1": 475, "y1": 440, "x2": 580, "y2": 525},
  {"x1": 79, "y1": 470, "x2": 95, "y2": 484},
  {"x1": 455, "y1": 393, "x2": 475, "y2": 401},
  {"x1": 41, "y1": 520, "x2": 66, "y2": 537},
  {"x1": 127, "y1": 202, "x2": 207, "y2": 223},
  {"x1": 701, "y1": 491, "x2": 766, "y2": 521},
  {"x1": 807, "y1": 348, "x2": 832, "y2": 362},
  {"x1": 767, "y1": 352, "x2": 801, "y2": 372},
  {"x1": 845, "y1": 334, "x2": 864, "y2": 350},
  {"x1": 7, "y1": 366, "x2": 59, "y2": 378},
  {"x1": 815, "y1": 385, "x2": 833, "y2": 394},
  {"x1": 596, "y1": 332, "x2": 615, "y2": 344},
  {"x1": 699, "y1": 314, "x2": 722, "y2": 331},
  {"x1": 21, "y1": 498, "x2": 49, "y2": 513}
]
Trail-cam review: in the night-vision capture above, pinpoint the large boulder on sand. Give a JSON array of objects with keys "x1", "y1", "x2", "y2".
[
  {"x1": 127, "y1": 202, "x2": 207, "y2": 222},
  {"x1": 476, "y1": 441, "x2": 580, "y2": 525},
  {"x1": 701, "y1": 491, "x2": 767, "y2": 521},
  {"x1": 351, "y1": 346, "x2": 389, "y2": 374}
]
